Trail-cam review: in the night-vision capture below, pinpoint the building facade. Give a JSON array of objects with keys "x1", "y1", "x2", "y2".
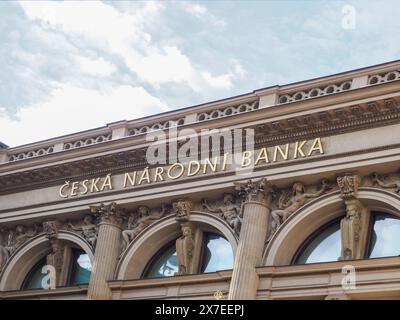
[{"x1": 1, "y1": 61, "x2": 400, "y2": 300}]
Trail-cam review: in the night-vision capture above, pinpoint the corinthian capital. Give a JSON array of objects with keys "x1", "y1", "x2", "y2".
[
  {"x1": 234, "y1": 178, "x2": 273, "y2": 204},
  {"x1": 90, "y1": 202, "x2": 124, "y2": 227},
  {"x1": 337, "y1": 173, "x2": 361, "y2": 200}
]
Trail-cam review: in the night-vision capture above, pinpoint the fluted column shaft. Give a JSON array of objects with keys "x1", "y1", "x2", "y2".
[
  {"x1": 87, "y1": 203, "x2": 123, "y2": 300},
  {"x1": 229, "y1": 178, "x2": 272, "y2": 300}
]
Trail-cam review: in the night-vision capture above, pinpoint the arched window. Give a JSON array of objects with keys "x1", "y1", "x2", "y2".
[
  {"x1": 144, "y1": 241, "x2": 178, "y2": 278},
  {"x1": 143, "y1": 232, "x2": 233, "y2": 278},
  {"x1": 294, "y1": 212, "x2": 400, "y2": 265},
  {"x1": 368, "y1": 213, "x2": 400, "y2": 258},
  {"x1": 294, "y1": 219, "x2": 341, "y2": 264},
  {"x1": 23, "y1": 247, "x2": 91, "y2": 290}
]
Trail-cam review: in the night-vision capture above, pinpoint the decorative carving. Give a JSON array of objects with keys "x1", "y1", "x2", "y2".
[
  {"x1": 175, "y1": 222, "x2": 196, "y2": 275},
  {"x1": 7, "y1": 224, "x2": 40, "y2": 253},
  {"x1": 340, "y1": 198, "x2": 370, "y2": 260},
  {"x1": 202, "y1": 194, "x2": 243, "y2": 236},
  {"x1": 0, "y1": 227, "x2": 10, "y2": 272},
  {"x1": 68, "y1": 215, "x2": 98, "y2": 248},
  {"x1": 121, "y1": 205, "x2": 168, "y2": 251},
  {"x1": 90, "y1": 202, "x2": 125, "y2": 227},
  {"x1": 371, "y1": 172, "x2": 400, "y2": 194},
  {"x1": 43, "y1": 220, "x2": 61, "y2": 240},
  {"x1": 337, "y1": 174, "x2": 361, "y2": 200},
  {"x1": 234, "y1": 178, "x2": 274, "y2": 204},
  {"x1": 270, "y1": 180, "x2": 330, "y2": 230},
  {"x1": 172, "y1": 199, "x2": 193, "y2": 222}
]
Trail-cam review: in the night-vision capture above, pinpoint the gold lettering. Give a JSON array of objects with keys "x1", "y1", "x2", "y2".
[
  {"x1": 70, "y1": 181, "x2": 79, "y2": 196},
  {"x1": 138, "y1": 167, "x2": 151, "y2": 185},
  {"x1": 273, "y1": 144, "x2": 289, "y2": 162},
  {"x1": 187, "y1": 161, "x2": 201, "y2": 177},
  {"x1": 100, "y1": 174, "x2": 113, "y2": 191},
  {"x1": 241, "y1": 151, "x2": 253, "y2": 167},
  {"x1": 308, "y1": 137, "x2": 324, "y2": 156},
  {"x1": 255, "y1": 148, "x2": 269, "y2": 165},
  {"x1": 168, "y1": 163, "x2": 185, "y2": 179},
  {"x1": 222, "y1": 153, "x2": 229, "y2": 171},
  {"x1": 59, "y1": 181, "x2": 70, "y2": 198},
  {"x1": 154, "y1": 167, "x2": 165, "y2": 182},
  {"x1": 90, "y1": 177, "x2": 101, "y2": 193},
  {"x1": 123, "y1": 172, "x2": 137, "y2": 188},
  {"x1": 203, "y1": 157, "x2": 218, "y2": 174},
  {"x1": 294, "y1": 140, "x2": 307, "y2": 159},
  {"x1": 81, "y1": 180, "x2": 89, "y2": 195}
]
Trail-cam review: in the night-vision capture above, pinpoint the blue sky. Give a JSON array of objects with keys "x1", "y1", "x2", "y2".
[{"x1": 1, "y1": 0, "x2": 399, "y2": 147}]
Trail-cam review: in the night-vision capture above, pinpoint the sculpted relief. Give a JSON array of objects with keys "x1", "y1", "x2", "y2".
[
  {"x1": 270, "y1": 180, "x2": 330, "y2": 233},
  {"x1": 202, "y1": 194, "x2": 243, "y2": 236}
]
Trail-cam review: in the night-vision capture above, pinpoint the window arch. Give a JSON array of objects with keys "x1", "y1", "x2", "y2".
[
  {"x1": 293, "y1": 212, "x2": 400, "y2": 265},
  {"x1": 22, "y1": 246, "x2": 92, "y2": 290},
  {"x1": 143, "y1": 232, "x2": 233, "y2": 278}
]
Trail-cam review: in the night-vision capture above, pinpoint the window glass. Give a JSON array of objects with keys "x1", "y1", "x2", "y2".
[
  {"x1": 23, "y1": 258, "x2": 47, "y2": 290},
  {"x1": 295, "y1": 221, "x2": 341, "y2": 264},
  {"x1": 368, "y1": 214, "x2": 400, "y2": 258},
  {"x1": 145, "y1": 243, "x2": 178, "y2": 278},
  {"x1": 201, "y1": 233, "x2": 234, "y2": 272},
  {"x1": 69, "y1": 249, "x2": 92, "y2": 285}
]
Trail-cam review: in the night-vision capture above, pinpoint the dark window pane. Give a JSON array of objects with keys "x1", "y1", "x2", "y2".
[
  {"x1": 23, "y1": 257, "x2": 47, "y2": 290},
  {"x1": 69, "y1": 249, "x2": 92, "y2": 285},
  {"x1": 368, "y1": 214, "x2": 400, "y2": 258},
  {"x1": 295, "y1": 221, "x2": 341, "y2": 264},
  {"x1": 145, "y1": 243, "x2": 178, "y2": 278},
  {"x1": 201, "y1": 233, "x2": 233, "y2": 272}
]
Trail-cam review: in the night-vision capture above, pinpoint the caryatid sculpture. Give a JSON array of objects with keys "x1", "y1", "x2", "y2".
[
  {"x1": 175, "y1": 222, "x2": 195, "y2": 275},
  {"x1": 337, "y1": 173, "x2": 369, "y2": 260}
]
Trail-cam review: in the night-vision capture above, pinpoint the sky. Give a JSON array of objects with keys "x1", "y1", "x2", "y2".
[{"x1": 1, "y1": 0, "x2": 400, "y2": 147}]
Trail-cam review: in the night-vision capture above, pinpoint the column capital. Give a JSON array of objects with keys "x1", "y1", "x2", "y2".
[
  {"x1": 90, "y1": 202, "x2": 125, "y2": 228},
  {"x1": 234, "y1": 177, "x2": 273, "y2": 205}
]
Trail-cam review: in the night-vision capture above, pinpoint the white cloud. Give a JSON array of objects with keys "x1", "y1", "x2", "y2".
[
  {"x1": 201, "y1": 71, "x2": 233, "y2": 89},
  {"x1": 75, "y1": 56, "x2": 116, "y2": 76},
  {"x1": 0, "y1": 84, "x2": 168, "y2": 146},
  {"x1": 182, "y1": 3, "x2": 208, "y2": 16}
]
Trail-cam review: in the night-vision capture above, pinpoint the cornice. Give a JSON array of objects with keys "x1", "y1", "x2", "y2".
[{"x1": 0, "y1": 96, "x2": 399, "y2": 195}]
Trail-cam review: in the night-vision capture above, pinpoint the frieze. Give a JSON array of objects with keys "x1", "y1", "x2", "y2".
[{"x1": 0, "y1": 97, "x2": 399, "y2": 195}]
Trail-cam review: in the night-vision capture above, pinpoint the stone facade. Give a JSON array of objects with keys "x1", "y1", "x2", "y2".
[{"x1": 1, "y1": 60, "x2": 400, "y2": 299}]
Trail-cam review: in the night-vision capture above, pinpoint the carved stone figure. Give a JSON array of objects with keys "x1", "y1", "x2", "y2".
[
  {"x1": 9, "y1": 224, "x2": 40, "y2": 252},
  {"x1": 121, "y1": 205, "x2": 168, "y2": 251},
  {"x1": 68, "y1": 215, "x2": 98, "y2": 248},
  {"x1": 202, "y1": 194, "x2": 242, "y2": 235},
  {"x1": 340, "y1": 199, "x2": 369, "y2": 260},
  {"x1": 175, "y1": 223, "x2": 195, "y2": 275},
  {"x1": 271, "y1": 180, "x2": 330, "y2": 229},
  {"x1": 0, "y1": 227, "x2": 10, "y2": 272},
  {"x1": 371, "y1": 172, "x2": 400, "y2": 194},
  {"x1": 46, "y1": 239, "x2": 65, "y2": 284}
]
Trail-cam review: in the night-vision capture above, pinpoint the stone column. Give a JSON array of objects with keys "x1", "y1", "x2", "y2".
[
  {"x1": 228, "y1": 178, "x2": 274, "y2": 300},
  {"x1": 87, "y1": 202, "x2": 124, "y2": 300},
  {"x1": 337, "y1": 174, "x2": 370, "y2": 260}
]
